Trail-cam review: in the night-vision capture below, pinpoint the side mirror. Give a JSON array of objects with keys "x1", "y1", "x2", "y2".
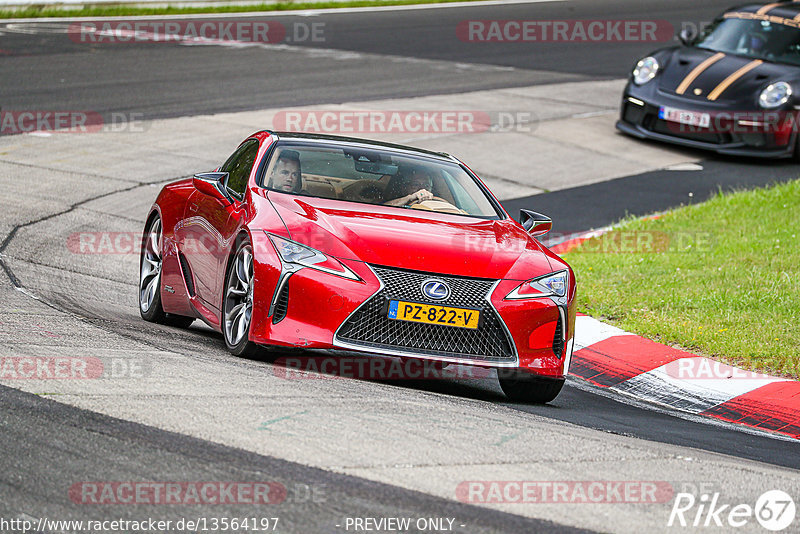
[
  {"x1": 520, "y1": 209, "x2": 552, "y2": 237},
  {"x1": 193, "y1": 172, "x2": 232, "y2": 203},
  {"x1": 678, "y1": 27, "x2": 695, "y2": 46}
]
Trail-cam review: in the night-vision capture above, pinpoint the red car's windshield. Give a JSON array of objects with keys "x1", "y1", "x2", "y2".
[{"x1": 262, "y1": 142, "x2": 502, "y2": 219}]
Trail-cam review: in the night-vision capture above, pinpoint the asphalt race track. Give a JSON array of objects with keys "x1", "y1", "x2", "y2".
[
  {"x1": 1, "y1": 0, "x2": 799, "y2": 533},
  {"x1": 0, "y1": 0, "x2": 739, "y2": 119}
]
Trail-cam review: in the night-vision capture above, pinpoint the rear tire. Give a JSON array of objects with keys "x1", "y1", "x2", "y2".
[
  {"x1": 498, "y1": 369, "x2": 564, "y2": 404},
  {"x1": 139, "y1": 215, "x2": 194, "y2": 328}
]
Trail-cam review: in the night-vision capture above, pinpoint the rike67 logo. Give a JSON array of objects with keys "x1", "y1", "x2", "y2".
[{"x1": 669, "y1": 490, "x2": 796, "y2": 531}]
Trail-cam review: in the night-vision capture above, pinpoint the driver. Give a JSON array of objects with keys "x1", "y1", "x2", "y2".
[
  {"x1": 748, "y1": 32, "x2": 767, "y2": 55},
  {"x1": 384, "y1": 165, "x2": 435, "y2": 207},
  {"x1": 269, "y1": 150, "x2": 302, "y2": 193}
]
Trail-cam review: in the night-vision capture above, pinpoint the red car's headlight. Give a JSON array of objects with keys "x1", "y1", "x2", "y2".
[
  {"x1": 505, "y1": 270, "x2": 568, "y2": 300},
  {"x1": 267, "y1": 233, "x2": 360, "y2": 281}
]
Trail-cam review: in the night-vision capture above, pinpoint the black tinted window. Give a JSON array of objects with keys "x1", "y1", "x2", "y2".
[
  {"x1": 697, "y1": 16, "x2": 800, "y2": 65},
  {"x1": 222, "y1": 139, "x2": 259, "y2": 198}
]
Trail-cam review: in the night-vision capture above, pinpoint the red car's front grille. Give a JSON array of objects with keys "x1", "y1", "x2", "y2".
[{"x1": 336, "y1": 266, "x2": 515, "y2": 363}]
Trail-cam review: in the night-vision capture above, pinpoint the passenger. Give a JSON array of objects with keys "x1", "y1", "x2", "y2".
[
  {"x1": 384, "y1": 166, "x2": 435, "y2": 207},
  {"x1": 269, "y1": 150, "x2": 302, "y2": 193}
]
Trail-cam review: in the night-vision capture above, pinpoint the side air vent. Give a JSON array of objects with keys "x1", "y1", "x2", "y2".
[
  {"x1": 272, "y1": 277, "x2": 290, "y2": 324},
  {"x1": 178, "y1": 252, "x2": 195, "y2": 296},
  {"x1": 552, "y1": 313, "x2": 564, "y2": 359}
]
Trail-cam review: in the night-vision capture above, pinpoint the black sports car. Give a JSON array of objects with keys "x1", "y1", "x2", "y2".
[{"x1": 617, "y1": 1, "x2": 800, "y2": 158}]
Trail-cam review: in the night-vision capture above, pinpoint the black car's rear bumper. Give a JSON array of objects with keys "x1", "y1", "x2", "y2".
[{"x1": 616, "y1": 95, "x2": 797, "y2": 159}]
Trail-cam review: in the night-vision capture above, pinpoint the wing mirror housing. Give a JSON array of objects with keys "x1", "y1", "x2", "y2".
[
  {"x1": 193, "y1": 172, "x2": 232, "y2": 203},
  {"x1": 678, "y1": 27, "x2": 695, "y2": 46},
  {"x1": 520, "y1": 209, "x2": 552, "y2": 237}
]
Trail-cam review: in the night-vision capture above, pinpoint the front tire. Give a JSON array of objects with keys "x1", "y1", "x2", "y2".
[
  {"x1": 223, "y1": 239, "x2": 260, "y2": 358},
  {"x1": 498, "y1": 369, "x2": 564, "y2": 404},
  {"x1": 139, "y1": 215, "x2": 194, "y2": 328}
]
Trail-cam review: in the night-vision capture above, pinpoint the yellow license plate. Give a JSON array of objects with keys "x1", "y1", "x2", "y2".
[{"x1": 388, "y1": 300, "x2": 480, "y2": 330}]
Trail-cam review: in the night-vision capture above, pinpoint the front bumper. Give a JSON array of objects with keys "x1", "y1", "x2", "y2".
[
  {"x1": 617, "y1": 90, "x2": 797, "y2": 158},
  {"x1": 249, "y1": 251, "x2": 574, "y2": 379}
]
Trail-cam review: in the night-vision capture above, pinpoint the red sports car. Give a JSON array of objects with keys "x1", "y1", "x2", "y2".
[{"x1": 139, "y1": 131, "x2": 576, "y2": 403}]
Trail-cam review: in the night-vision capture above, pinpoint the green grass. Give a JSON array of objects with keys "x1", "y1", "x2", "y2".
[
  {"x1": 562, "y1": 179, "x2": 800, "y2": 379},
  {"x1": 0, "y1": 0, "x2": 485, "y2": 19}
]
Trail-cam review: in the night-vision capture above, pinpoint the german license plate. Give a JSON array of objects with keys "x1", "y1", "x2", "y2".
[
  {"x1": 659, "y1": 106, "x2": 710, "y2": 128},
  {"x1": 388, "y1": 300, "x2": 480, "y2": 330}
]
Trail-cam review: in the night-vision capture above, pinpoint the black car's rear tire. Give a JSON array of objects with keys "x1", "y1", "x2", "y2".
[
  {"x1": 223, "y1": 238, "x2": 261, "y2": 358},
  {"x1": 139, "y1": 215, "x2": 194, "y2": 329},
  {"x1": 498, "y1": 370, "x2": 564, "y2": 404}
]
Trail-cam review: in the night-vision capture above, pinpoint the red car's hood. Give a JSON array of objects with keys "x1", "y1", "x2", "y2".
[{"x1": 267, "y1": 193, "x2": 554, "y2": 280}]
